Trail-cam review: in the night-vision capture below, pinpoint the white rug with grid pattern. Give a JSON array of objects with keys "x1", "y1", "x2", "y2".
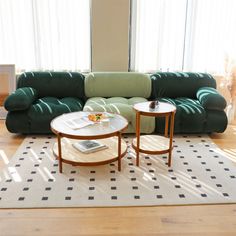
[{"x1": 0, "y1": 135, "x2": 236, "y2": 208}]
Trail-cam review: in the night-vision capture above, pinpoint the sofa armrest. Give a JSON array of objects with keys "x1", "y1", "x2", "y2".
[
  {"x1": 4, "y1": 87, "x2": 38, "y2": 111},
  {"x1": 196, "y1": 87, "x2": 226, "y2": 111}
]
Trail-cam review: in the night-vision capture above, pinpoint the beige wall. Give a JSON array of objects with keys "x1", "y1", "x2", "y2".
[{"x1": 91, "y1": 0, "x2": 130, "y2": 71}]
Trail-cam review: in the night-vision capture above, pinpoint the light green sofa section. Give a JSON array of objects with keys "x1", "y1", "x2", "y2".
[
  {"x1": 84, "y1": 72, "x2": 155, "y2": 134},
  {"x1": 85, "y1": 72, "x2": 151, "y2": 98},
  {"x1": 84, "y1": 97, "x2": 155, "y2": 133}
]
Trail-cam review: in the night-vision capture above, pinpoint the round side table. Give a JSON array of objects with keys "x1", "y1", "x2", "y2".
[
  {"x1": 132, "y1": 101, "x2": 176, "y2": 167},
  {"x1": 51, "y1": 111, "x2": 128, "y2": 173}
]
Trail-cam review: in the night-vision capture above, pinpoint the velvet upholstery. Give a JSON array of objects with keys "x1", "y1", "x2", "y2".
[
  {"x1": 4, "y1": 71, "x2": 228, "y2": 134},
  {"x1": 85, "y1": 72, "x2": 151, "y2": 98},
  {"x1": 5, "y1": 72, "x2": 85, "y2": 133},
  {"x1": 151, "y1": 72, "x2": 216, "y2": 99},
  {"x1": 17, "y1": 71, "x2": 85, "y2": 99},
  {"x1": 150, "y1": 72, "x2": 227, "y2": 133},
  {"x1": 196, "y1": 87, "x2": 227, "y2": 111},
  {"x1": 84, "y1": 72, "x2": 155, "y2": 133},
  {"x1": 83, "y1": 97, "x2": 155, "y2": 133},
  {"x1": 4, "y1": 87, "x2": 38, "y2": 111}
]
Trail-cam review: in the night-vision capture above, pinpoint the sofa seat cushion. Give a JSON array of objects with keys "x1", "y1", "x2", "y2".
[
  {"x1": 156, "y1": 97, "x2": 206, "y2": 133},
  {"x1": 29, "y1": 97, "x2": 83, "y2": 117},
  {"x1": 83, "y1": 97, "x2": 155, "y2": 134},
  {"x1": 26, "y1": 97, "x2": 84, "y2": 133}
]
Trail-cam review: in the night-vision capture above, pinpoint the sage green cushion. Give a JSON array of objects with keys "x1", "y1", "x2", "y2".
[
  {"x1": 85, "y1": 72, "x2": 151, "y2": 98},
  {"x1": 196, "y1": 87, "x2": 227, "y2": 111},
  {"x1": 4, "y1": 87, "x2": 38, "y2": 111},
  {"x1": 83, "y1": 97, "x2": 155, "y2": 134}
]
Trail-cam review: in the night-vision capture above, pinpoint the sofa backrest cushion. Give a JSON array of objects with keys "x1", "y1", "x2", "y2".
[
  {"x1": 150, "y1": 72, "x2": 216, "y2": 99},
  {"x1": 17, "y1": 72, "x2": 85, "y2": 99},
  {"x1": 85, "y1": 72, "x2": 151, "y2": 98}
]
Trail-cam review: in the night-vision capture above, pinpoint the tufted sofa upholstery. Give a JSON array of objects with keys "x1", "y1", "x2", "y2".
[
  {"x1": 4, "y1": 72, "x2": 85, "y2": 133},
  {"x1": 4, "y1": 71, "x2": 228, "y2": 134},
  {"x1": 83, "y1": 72, "x2": 155, "y2": 133},
  {"x1": 150, "y1": 72, "x2": 228, "y2": 133}
]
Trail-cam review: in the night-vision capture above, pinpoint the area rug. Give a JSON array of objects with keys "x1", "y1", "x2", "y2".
[{"x1": 0, "y1": 135, "x2": 236, "y2": 208}]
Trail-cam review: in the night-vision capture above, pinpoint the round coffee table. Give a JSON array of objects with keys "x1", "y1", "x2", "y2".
[
  {"x1": 132, "y1": 101, "x2": 176, "y2": 167},
  {"x1": 51, "y1": 111, "x2": 128, "y2": 173}
]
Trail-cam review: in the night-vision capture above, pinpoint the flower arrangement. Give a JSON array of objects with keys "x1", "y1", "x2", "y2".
[{"x1": 225, "y1": 57, "x2": 236, "y2": 123}]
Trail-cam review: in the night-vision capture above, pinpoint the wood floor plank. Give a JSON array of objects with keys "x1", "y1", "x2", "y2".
[{"x1": 0, "y1": 120, "x2": 236, "y2": 236}]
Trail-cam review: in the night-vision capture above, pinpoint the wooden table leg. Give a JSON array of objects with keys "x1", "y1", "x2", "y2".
[
  {"x1": 57, "y1": 134, "x2": 63, "y2": 173},
  {"x1": 136, "y1": 111, "x2": 141, "y2": 166},
  {"x1": 168, "y1": 112, "x2": 175, "y2": 167},
  {"x1": 164, "y1": 114, "x2": 169, "y2": 137},
  {"x1": 118, "y1": 132, "x2": 121, "y2": 171}
]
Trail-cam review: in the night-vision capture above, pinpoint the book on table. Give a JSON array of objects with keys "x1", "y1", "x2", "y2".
[
  {"x1": 72, "y1": 140, "x2": 108, "y2": 154},
  {"x1": 64, "y1": 117, "x2": 93, "y2": 130},
  {"x1": 64, "y1": 113, "x2": 115, "y2": 130}
]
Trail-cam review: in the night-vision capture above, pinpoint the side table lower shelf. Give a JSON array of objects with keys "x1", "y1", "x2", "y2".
[
  {"x1": 132, "y1": 135, "x2": 174, "y2": 166},
  {"x1": 53, "y1": 137, "x2": 127, "y2": 167}
]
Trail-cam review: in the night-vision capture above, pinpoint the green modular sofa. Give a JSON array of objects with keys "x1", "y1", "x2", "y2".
[{"x1": 4, "y1": 71, "x2": 228, "y2": 134}]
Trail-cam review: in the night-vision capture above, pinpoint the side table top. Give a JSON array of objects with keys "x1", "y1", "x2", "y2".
[
  {"x1": 51, "y1": 111, "x2": 128, "y2": 139},
  {"x1": 133, "y1": 101, "x2": 176, "y2": 115}
]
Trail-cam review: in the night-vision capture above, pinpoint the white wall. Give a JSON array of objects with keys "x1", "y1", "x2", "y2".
[{"x1": 91, "y1": 0, "x2": 130, "y2": 71}]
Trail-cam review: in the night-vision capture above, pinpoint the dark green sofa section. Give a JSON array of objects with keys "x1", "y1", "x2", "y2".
[
  {"x1": 5, "y1": 72, "x2": 85, "y2": 133},
  {"x1": 150, "y1": 72, "x2": 227, "y2": 133}
]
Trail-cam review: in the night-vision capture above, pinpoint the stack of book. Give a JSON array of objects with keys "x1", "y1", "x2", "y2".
[{"x1": 72, "y1": 140, "x2": 108, "y2": 154}]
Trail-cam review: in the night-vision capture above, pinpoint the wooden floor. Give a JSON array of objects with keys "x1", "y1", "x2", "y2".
[{"x1": 0, "y1": 120, "x2": 236, "y2": 236}]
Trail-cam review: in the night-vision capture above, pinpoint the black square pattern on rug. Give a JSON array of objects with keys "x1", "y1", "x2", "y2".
[{"x1": 0, "y1": 135, "x2": 236, "y2": 208}]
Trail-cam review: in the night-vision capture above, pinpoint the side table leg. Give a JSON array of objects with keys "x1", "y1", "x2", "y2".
[
  {"x1": 118, "y1": 132, "x2": 121, "y2": 171},
  {"x1": 164, "y1": 115, "x2": 169, "y2": 137},
  {"x1": 168, "y1": 112, "x2": 175, "y2": 167},
  {"x1": 57, "y1": 135, "x2": 63, "y2": 173},
  {"x1": 136, "y1": 111, "x2": 141, "y2": 166}
]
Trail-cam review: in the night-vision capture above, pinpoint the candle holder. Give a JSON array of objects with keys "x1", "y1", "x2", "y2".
[{"x1": 149, "y1": 100, "x2": 159, "y2": 111}]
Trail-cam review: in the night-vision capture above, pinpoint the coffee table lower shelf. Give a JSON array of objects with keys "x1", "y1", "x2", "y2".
[
  {"x1": 53, "y1": 137, "x2": 127, "y2": 166},
  {"x1": 132, "y1": 135, "x2": 172, "y2": 154}
]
